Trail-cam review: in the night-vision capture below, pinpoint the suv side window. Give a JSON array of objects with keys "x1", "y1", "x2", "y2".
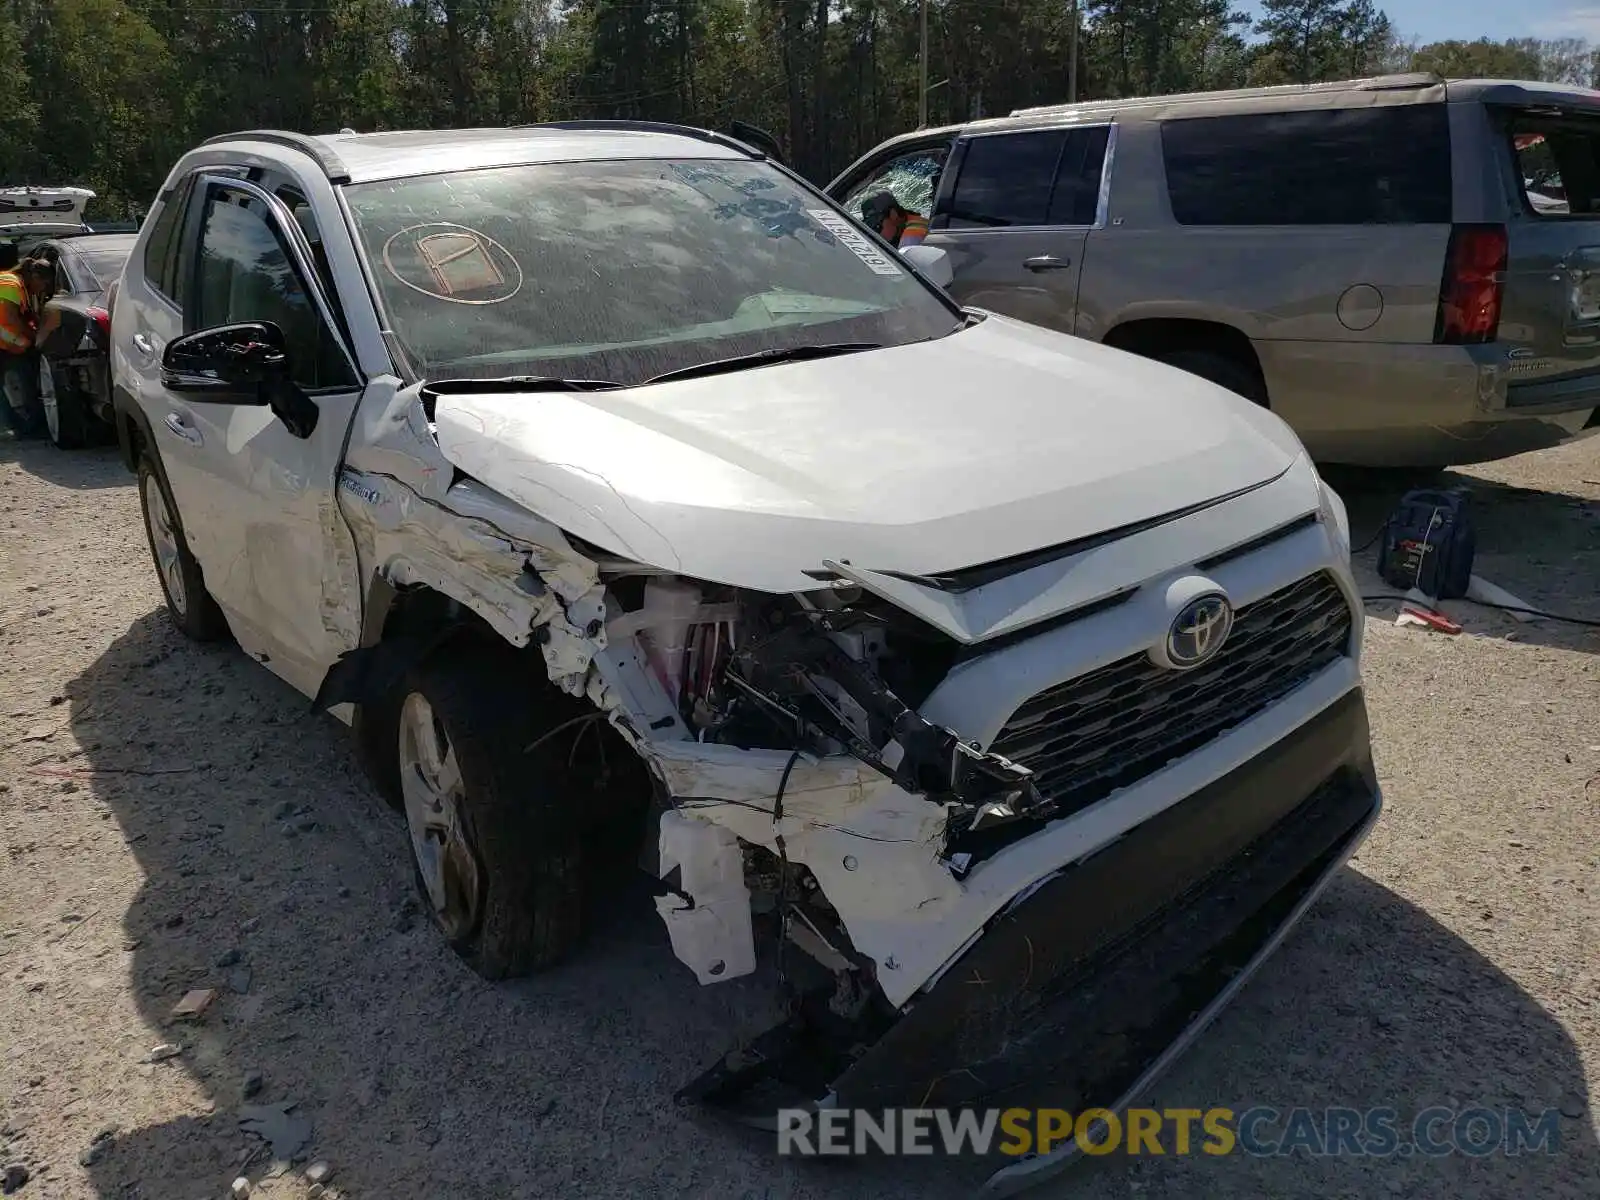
[
  {"x1": 947, "y1": 127, "x2": 1111, "y2": 228},
  {"x1": 192, "y1": 186, "x2": 356, "y2": 390},
  {"x1": 142, "y1": 173, "x2": 196, "y2": 304},
  {"x1": 1161, "y1": 106, "x2": 1452, "y2": 225},
  {"x1": 1048, "y1": 126, "x2": 1112, "y2": 226},
  {"x1": 841, "y1": 146, "x2": 950, "y2": 224}
]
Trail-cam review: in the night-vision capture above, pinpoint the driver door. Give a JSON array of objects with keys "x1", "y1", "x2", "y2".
[{"x1": 154, "y1": 178, "x2": 366, "y2": 697}]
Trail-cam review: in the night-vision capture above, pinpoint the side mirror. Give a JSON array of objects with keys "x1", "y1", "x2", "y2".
[
  {"x1": 161, "y1": 322, "x2": 288, "y2": 405},
  {"x1": 900, "y1": 244, "x2": 954, "y2": 289}
]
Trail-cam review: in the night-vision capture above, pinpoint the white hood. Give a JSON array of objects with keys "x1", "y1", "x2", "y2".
[{"x1": 432, "y1": 314, "x2": 1301, "y2": 594}]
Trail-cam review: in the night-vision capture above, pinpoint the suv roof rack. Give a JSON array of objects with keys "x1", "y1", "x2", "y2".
[
  {"x1": 1010, "y1": 72, "x2": 1444, "y2": 118},
  {"x1": 199, "y1": 129, "x2": 351, "y2": 182},
  {"x1": 528, "y1": 120, "x2": 764, "y2": 158}
]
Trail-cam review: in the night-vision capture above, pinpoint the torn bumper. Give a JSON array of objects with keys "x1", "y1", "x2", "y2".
[{"x1": 812, "y1": 688, "x2": 1379, "y2": 1192}]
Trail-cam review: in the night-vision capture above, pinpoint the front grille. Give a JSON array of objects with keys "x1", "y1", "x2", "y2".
[{"x1": 990, "y1": 571, "x2": 1352, "y2": 818}]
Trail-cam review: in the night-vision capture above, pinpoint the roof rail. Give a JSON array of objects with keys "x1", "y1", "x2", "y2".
[
  {"x1": 526, "y1": 120, "x2": 764, "y2": 158},
  {"x1": 1010, "y1": 72, "x2": 1445, "y2": 118},
  {"x1": 198, "y1": 129, "x2": 351, "y2": 182}
]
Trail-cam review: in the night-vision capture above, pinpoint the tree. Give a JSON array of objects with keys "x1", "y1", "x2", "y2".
[
  {"x1": 7, "y1": 0, "x2": 1598, "y2": 209},
  {"x1": 1254, "y1": 0, "x2": 1349, "y2": 85},
  {"x1": 1339, "y1": 0, "x2": 1392, "y2": 77}
]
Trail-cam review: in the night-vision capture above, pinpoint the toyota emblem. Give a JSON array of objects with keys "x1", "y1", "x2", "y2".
[{"x1": 1165, "y1": 593, "x2": 1234, "y2": 669}]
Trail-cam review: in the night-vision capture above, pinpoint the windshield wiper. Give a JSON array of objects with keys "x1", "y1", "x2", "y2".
[
  {"x1": 422, "y1": 375, "x2": 624, "y2": 395},
  {"x1": 641, "y1": 342, "x2": 884, "y2": 386}
]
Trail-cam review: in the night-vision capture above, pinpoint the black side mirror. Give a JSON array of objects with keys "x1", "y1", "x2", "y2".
[
  {"x1": 160, "y1": 321, "x2": 318, "y2": 439},
  {"x1": 161, "y1": 322, "x2": 288, "y2": 405}
]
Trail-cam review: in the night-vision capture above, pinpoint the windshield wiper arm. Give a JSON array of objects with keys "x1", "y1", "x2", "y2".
[
  {"x1": 641, "y1": 342, "x2": 884, "y2": 386},
  {"x1": 422, "y1": 375, "x2": 624, "y2": 396}
]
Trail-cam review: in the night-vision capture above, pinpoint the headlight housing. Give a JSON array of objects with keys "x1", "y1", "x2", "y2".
[{"x1": 1318, "y1": 476, "x2": 1350, "y2": 560}]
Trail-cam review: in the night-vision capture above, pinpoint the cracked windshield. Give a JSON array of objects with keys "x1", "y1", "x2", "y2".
[{"x1": 345, "y1": 158, "x2": 961, "y2": 386}]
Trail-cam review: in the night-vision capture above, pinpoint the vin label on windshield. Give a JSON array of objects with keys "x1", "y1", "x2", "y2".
[{"x1": 807, "y1": 210, "x2": 905, "y2": 277}]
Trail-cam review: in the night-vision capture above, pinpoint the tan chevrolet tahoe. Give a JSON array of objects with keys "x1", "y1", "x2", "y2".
[{"x1": 827, "y1": 73, "x2": 1600, "y2": 467}]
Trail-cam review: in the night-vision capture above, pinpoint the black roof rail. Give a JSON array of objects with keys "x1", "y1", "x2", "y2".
[
  {"x1": 527, "y1": 120, "x2": 764, "y2": 158},
  {"x1": 198, "y1": 129, "x2": 351, "y2": 182}
]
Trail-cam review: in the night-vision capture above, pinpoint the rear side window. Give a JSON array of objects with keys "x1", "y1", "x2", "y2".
[
  {"x1": 1162, "y1": 106, "x2": 1452, "y2": 225},
  {"x1": 1507, "y1": 115, "x2": 1600, "y2": 217},
  {"x1": 947, "y1": 126, "x2": 1111, "y2": 228},
  {"x1": 141, "y1": 174, "x2": 195, "y2": 302}
]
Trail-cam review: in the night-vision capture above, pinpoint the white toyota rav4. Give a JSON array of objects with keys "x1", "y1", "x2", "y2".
[{"x1": 110, "y1": 123, "x2": 1378, "y2": 1190}]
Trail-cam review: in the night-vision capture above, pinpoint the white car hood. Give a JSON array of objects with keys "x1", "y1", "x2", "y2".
[{"x1": 432, "y1": 314, "x2": 1299, "y2": 595}]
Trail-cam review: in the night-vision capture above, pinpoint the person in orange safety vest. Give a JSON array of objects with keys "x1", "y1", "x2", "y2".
[{"x1": 0, "y1": 258, "x2": 56, "y2": 437}]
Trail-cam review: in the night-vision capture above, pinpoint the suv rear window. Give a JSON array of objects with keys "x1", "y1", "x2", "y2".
[
  {"x1": 1162, "y1": 106, "x2": 1452, "y2": 225},
  {"x1": 1506, "y1": 114, "x2": 1600, "y2": 217}
]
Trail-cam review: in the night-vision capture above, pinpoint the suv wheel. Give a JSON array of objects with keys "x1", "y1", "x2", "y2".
[
  {"x1": 398, "y1": 643, "x2": 585, "y2": 979},
  {"x1": 137, "y1": 457, "x2": 228, "y2": 641},
  {"x1": 1155, "y1": 349, "x2": 1268, "y2": 407},
  {"x1": 40, "y1": 360, "x2": 90, "y2": 449}
]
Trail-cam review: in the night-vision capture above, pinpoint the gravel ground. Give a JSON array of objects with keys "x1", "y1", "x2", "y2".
[{"x1": 1, "y1": 433, "x2": 1597, "y2": 1200}]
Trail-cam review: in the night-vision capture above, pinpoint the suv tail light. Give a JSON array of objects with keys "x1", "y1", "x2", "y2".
[
  {"x1": 1435, "y1": 223, "x2": 1508, "y2": 344},
  {"x1": 88, "y1": 305, "x2": 110, "y2": 336}
]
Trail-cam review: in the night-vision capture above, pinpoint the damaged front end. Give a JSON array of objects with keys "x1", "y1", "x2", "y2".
[{"x1": 326, "y1": 399, "x2": 1377, "y2": 1193}]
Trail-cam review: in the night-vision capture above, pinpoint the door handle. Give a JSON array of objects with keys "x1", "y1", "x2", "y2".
[
  {"x1": 163, "y1": 411, "x2": 202, "y2": 446},
  {"x1": 132, "y1": 333, "x2": 156, "y2": 358},
  {"x1": 1024, "y1": 255, "x2": 1073, "y2": 272}
]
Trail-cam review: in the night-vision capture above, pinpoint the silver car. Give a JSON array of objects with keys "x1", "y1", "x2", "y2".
[{"x1": 828, "y1": 74, "x2": 1600, "y2": 467}]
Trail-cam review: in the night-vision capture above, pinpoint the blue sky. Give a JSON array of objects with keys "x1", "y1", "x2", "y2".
[{"x1": 1239, "y1": 2, "x2": 1600, "y2": 45}]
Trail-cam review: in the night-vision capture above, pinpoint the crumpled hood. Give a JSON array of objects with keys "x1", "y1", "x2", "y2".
[{"x1": 432, "y1": 314, "x2": 1302, "y2": 594}]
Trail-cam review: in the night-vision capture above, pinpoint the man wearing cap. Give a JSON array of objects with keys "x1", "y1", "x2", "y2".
[{"x1": 0, "y1": 257, "x2": 55, "y2": 436}]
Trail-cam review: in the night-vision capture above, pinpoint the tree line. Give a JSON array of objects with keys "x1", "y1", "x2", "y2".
[{"x1": 4, "y1": 0, "x2": 1599, "y2": 217}]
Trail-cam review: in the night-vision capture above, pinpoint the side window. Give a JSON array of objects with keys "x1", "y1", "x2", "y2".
[
  {"x1": 1048, "y1": 127, "x2": 1112, "y2": 226},
  {"x1": 192, "y1": 187, "x2": 355, "y2": 390},
  {"x1": 1161, "y1": 106, "x2": 1453, "y2": 226},
  {"x1": 1507, "y1": 118, "x2": 1600, "y2": 217},
  {"x1": 142, "y1": 173, "x2": 195, "y2": 302},
  {"x1": 841, "y1": 147, "x2": 949, "y2": 223},
  {"x1": 947, "y1": 131, "x2": 1067, "y2": 228}
]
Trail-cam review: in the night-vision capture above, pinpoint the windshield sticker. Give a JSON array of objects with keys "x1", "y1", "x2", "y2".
[
  {"x1": 805, "y1": 210, "x2": 903, "y2": 276},
  {"x1": 381, "y1": 223, "x2": 524, "y2": 305}
]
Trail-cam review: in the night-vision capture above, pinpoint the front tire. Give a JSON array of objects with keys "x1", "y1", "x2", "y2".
[
  {"x1": 40, "y1": 360, "x2": 90, "y2": 449},
  {"x1": 137, "y1": 457, "x2": 228, "y2": 641},
  {"x1": 398, "y1": 643, "x2": 586, "y2": 979}
]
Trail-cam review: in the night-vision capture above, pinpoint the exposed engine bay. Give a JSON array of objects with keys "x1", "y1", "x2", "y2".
[
  {"x1": 616, "y1": 575, "x2": 1046, "y2": 851},
  {"x1": 593, "y1": 569, "x2": 1060, "y2": 1016}
]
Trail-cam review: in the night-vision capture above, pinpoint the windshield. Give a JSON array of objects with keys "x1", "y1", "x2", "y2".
[{"x1": 343, "y1": 157, "x2": 961, "y2": 386}]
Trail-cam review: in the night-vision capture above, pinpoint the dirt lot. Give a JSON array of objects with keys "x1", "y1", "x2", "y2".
[{"x1": 1, "y1": 433, "x2": 1598, "y2": 1200}]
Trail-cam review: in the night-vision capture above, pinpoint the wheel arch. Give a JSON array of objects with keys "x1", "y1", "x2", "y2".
[
  {"x1": 1101, "y1": 316, "x2": 1269, "y2": 404},
  {"x1": 116, "y1": 389, "x2": 196, "y2": 542}
]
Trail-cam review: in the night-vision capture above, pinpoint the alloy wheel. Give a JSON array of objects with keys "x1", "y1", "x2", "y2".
[
  {"x1": 141, "y1": 473, "x2": 187, "y2": 617},
  {"x1": 398, "y1": 692, "x2": 483, "y2": 941}
]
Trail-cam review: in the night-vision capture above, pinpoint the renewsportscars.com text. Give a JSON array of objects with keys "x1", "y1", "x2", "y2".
[{"x1": 776, "y1": 1106, "x2": 1564, "y2": 1158}]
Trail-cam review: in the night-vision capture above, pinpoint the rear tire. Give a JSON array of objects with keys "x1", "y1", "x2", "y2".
[
  {"x1": 40, "y1": 360, "x2": 90, "y2": 449},
  {"x1": 137, "y1": 457, "x2": 228, "y2": 642},
  {"x1": 397, "y1": 642, "x2": 587, "y2": 979},
  {"x1": 1154, "y1": 349, "x2": 1268, "y2": 407}
]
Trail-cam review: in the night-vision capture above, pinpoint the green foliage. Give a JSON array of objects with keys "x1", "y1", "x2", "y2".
[{"x1": 0, "y1": 0, "x2": 1596, "y2": 212}]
